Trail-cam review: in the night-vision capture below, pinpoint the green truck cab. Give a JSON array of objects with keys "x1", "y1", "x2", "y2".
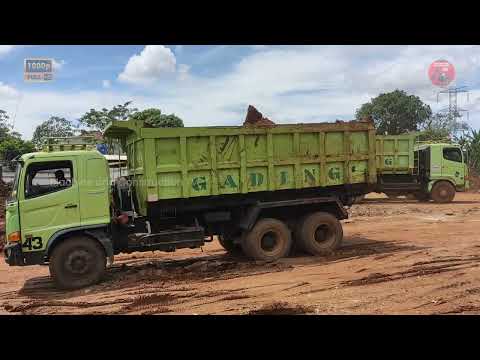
[
  {"x1": 375, "y1": 134, "x2": 469, "y2": 202},
  {"x1": 4, "y1": 147, "x2": 113, "y2": 276},
  {"x1": 4, "y1": 119, "x2": 377, "y2": 289}
]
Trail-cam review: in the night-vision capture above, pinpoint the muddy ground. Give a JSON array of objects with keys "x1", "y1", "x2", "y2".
[{"x1": 1, "y1": 192, "x2": 480, "y2": 315}]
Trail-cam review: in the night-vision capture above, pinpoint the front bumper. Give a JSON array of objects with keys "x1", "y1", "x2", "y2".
[{"x1": 4, "y1": 242, "x2": 24, "y2": 266}]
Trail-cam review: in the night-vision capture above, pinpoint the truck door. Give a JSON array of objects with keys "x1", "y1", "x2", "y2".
[
  {"x1": 18, "y1": 158, "x2": 81, "y2": 254},
  {"x1": 79, "y1": 156, "x2": 111, "y2": 226},
  {"x1": 441, "y1": 147, "x2": 465, "y2": 187}
]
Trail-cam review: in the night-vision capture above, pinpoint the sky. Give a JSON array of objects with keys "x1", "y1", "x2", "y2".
[{"x1": 1, "y1": 45, "x2": 480, "y2": 140}]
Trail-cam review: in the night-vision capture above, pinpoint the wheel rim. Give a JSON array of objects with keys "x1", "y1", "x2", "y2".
[
  {"x1": 260, "y1": 231, "x2": 279, "y2": 252},
  {"x1": 65, "y1": 249, "x2": 93, "y2": 275},
  {"x1": 314, "y1": 224, "x2": 335, "y2": 245}
]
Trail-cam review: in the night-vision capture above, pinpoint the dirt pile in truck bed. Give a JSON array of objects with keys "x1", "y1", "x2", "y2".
[{"x1": 243, "y1": 105, "x2": 276, "y2": 127}]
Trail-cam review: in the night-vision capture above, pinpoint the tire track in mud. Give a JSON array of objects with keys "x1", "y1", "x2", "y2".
[{"x1": 340, "y1": 256, "x2": 480, "y2": 287}]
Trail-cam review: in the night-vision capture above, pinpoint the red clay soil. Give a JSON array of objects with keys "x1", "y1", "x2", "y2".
[
  {"x1": 2, "y1": 192, "x2": 480, "y2": 315},
  {"x1": 243, "y1": 105, "x2": 276, "y2": 127}
]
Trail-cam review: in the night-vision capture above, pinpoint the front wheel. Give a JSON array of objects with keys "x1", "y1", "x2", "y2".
[
  {"x1": 49, "y1": 236, "x2": 106, "y2": 290},
  {"x1": 431, "y1": 181, "x2": 456, "y2": 203}
]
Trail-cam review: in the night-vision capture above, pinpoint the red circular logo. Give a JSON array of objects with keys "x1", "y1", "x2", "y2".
[{"x1": 428, "y1": 59, "x2": 455, "y2": 87}]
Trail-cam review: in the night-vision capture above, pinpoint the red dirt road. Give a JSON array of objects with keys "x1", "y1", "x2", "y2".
[{"x1": 1, "y1": 192, "x2": 480, "y2": 315}]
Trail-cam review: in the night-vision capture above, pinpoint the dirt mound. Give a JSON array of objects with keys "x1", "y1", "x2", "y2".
[
  {"x1": 248, "y1": 302, "x2": 314, "y2": 315},
  {"x1": 243, "y1": 105, "x2": 276, "y2": 127}
]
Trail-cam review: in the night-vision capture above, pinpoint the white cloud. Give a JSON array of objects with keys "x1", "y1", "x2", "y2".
[
  {"x1": 0, "y1": 45, "x2": 16, "y2": 57},
  {"x1": 0, "y1": 82, "x2": 19, "y2": 98},
  {"x1": 102, "y1": 80, "x2": 111, "y2": 88},
  {"x1": 8, "y1": 45, "x2": 480, "y2": 140},
  {"x1": 177, "y1": 64, "x2": 190, "y2": 81},
  {"x1": 52, "y1": 59, "x2": 66, "y2": 71},
  {"x1": 118, "y1": 45, "x2": 177, "y2": 85}
]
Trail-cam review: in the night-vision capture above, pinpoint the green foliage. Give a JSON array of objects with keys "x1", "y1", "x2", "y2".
[
  {"x1": 0, "y1": 109, "x2": 11, "y2": 141},
  {"x1": 130, "y1": 108, "x2": 184, "y2": 128},
  {"x1": 459, "y1": 129, "x2": 480, "y2": 172},
  {"x1": 0, "y1": 109, "x2": 36, "y2": 163},
  {"x1": 419, "y1": 111, "x2": 469, "y2": 142},
  {"x1": 31, "y1": 116, "x2": 74, "y2": 148},
  {"x1": 79, "y1": 101, "x2": 138, "y2": 131},
  {"x1": 0, "y1": 136, "x2": 35, "y2": 162},
  {"x1": 356, "y1": 90, "x2": 432, "y2": 135}
]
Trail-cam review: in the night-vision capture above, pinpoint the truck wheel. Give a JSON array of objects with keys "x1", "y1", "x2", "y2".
[
  {"x1": 218, "y1": 235, "x2": 243, "y2": 256},
  {"x1": 49, "y1": 236, "x2": 106, "y2": 290},
  {"x1": 295, "y1": 212, "x2": 343, "y2": 256},
  {"x1": 241, "y1": 218, "x2": 292, "y2": 262},
  {"x1": 431, "y1": 181, "x2": 456, "y2": 203}
]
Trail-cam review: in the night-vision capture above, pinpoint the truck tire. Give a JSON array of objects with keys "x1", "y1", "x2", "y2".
[
  {"x1": 295, "y1": 212, "x2": 343, "y2": 256},
  {"x1": 241, "y1": 218, "x2": 292, "y2": 262},
  {"x1": 49, "y1": 236, "x2": 107, "y2": 290},
  {"x1": 431, "y1": 181, "x2": 456, "y2": 203},
  {"x1": 218, "y1": 235, "x2": 243, "y2": 256}
]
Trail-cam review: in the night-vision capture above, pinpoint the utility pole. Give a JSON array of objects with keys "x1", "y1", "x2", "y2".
[
  {"x1": 437, "y1": 85, "x2": 469, "y2": 122},
  {"x1": 436, "y1": 85, "x2": 470, "y2": 139}
]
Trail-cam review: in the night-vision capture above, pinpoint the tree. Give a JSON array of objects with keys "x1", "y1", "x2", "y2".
[
  {"x1": 0, "y1": 136, "x2": 35, "y2": 162},
  {"x1": 0, "y1": 109, "x2": 36, "y2": 165},
  {"x1": 130, "y1": 108, "x2": 184, "y2": 128},
  {"x1": 418, "y1": 111, "x2": 470, "y2": 142},
  {"x1": 79, "y1": 101, "x2": 138, "y2": 131},
  {"x1": 355, "y1": 90, "x2": 432, "y2": 135},
  {"x1": 32, "y1": 116, "x2": 74, "y2": 148},
  {"x1": 459, "y1": 129, "x2": 480, "y2": 173},
  {"x1": 0, "y1": 109, "x2": 11, "y2": 141}
]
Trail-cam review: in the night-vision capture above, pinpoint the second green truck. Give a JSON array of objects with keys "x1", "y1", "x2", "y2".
[{"x1": 373, "y1": 133, "x2": 468, "y2": 203}]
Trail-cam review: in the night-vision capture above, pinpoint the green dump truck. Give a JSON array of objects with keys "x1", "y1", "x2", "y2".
[
  {"x1": 373, "y1": 133, "x2": 469, "y2": 202},
  {"x1": 4, "y1": 119, "x2": 377, "y2": 289}
]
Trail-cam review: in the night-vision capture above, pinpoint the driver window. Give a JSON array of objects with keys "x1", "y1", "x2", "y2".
[
  {"x1": 25, "y1": 161, "x2": 73, "y2": 199},
  {"x1": 443, "y1": 148, "x2": 462, "y2": 163}
]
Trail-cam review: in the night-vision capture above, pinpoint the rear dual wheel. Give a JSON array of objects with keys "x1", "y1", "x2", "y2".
[
  {"x1": 241, "y1": 218, "x2": 292, "y2": 262},
  {"x1": 294, "y1": 212, "x2": 343, "y2": 256}
]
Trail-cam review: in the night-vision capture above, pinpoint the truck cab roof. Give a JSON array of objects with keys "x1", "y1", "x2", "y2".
[{"x1": 19, "y1": 149, "x2": 105, "y2": 163}]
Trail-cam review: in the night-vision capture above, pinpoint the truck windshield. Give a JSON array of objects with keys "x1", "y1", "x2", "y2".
[{"x1": 6, "y1": 162, "x2": 22, "y2": 203}]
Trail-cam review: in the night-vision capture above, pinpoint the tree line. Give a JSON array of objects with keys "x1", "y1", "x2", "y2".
[
  {"x1": 0, "y1": 102, "x2": 184, "y2": 164},
  {"x1": 2, "y1": 91, "x2": 480, "y2": 172},
  {"x1": 355, "y1": 89, "x2": 480, "y2": 172}
]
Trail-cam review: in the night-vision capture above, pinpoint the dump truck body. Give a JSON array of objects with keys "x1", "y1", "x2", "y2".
[
  {"x1": 376, "y1": 133, "x2": 418, "y2": 175},
  {"x1": 103, "y1": 119, "x2": 377, "y2": 216}
]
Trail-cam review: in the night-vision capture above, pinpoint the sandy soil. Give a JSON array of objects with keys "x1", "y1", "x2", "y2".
[{"x1": 1, "y1": 192, "x2": 480, "y2": 315}]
